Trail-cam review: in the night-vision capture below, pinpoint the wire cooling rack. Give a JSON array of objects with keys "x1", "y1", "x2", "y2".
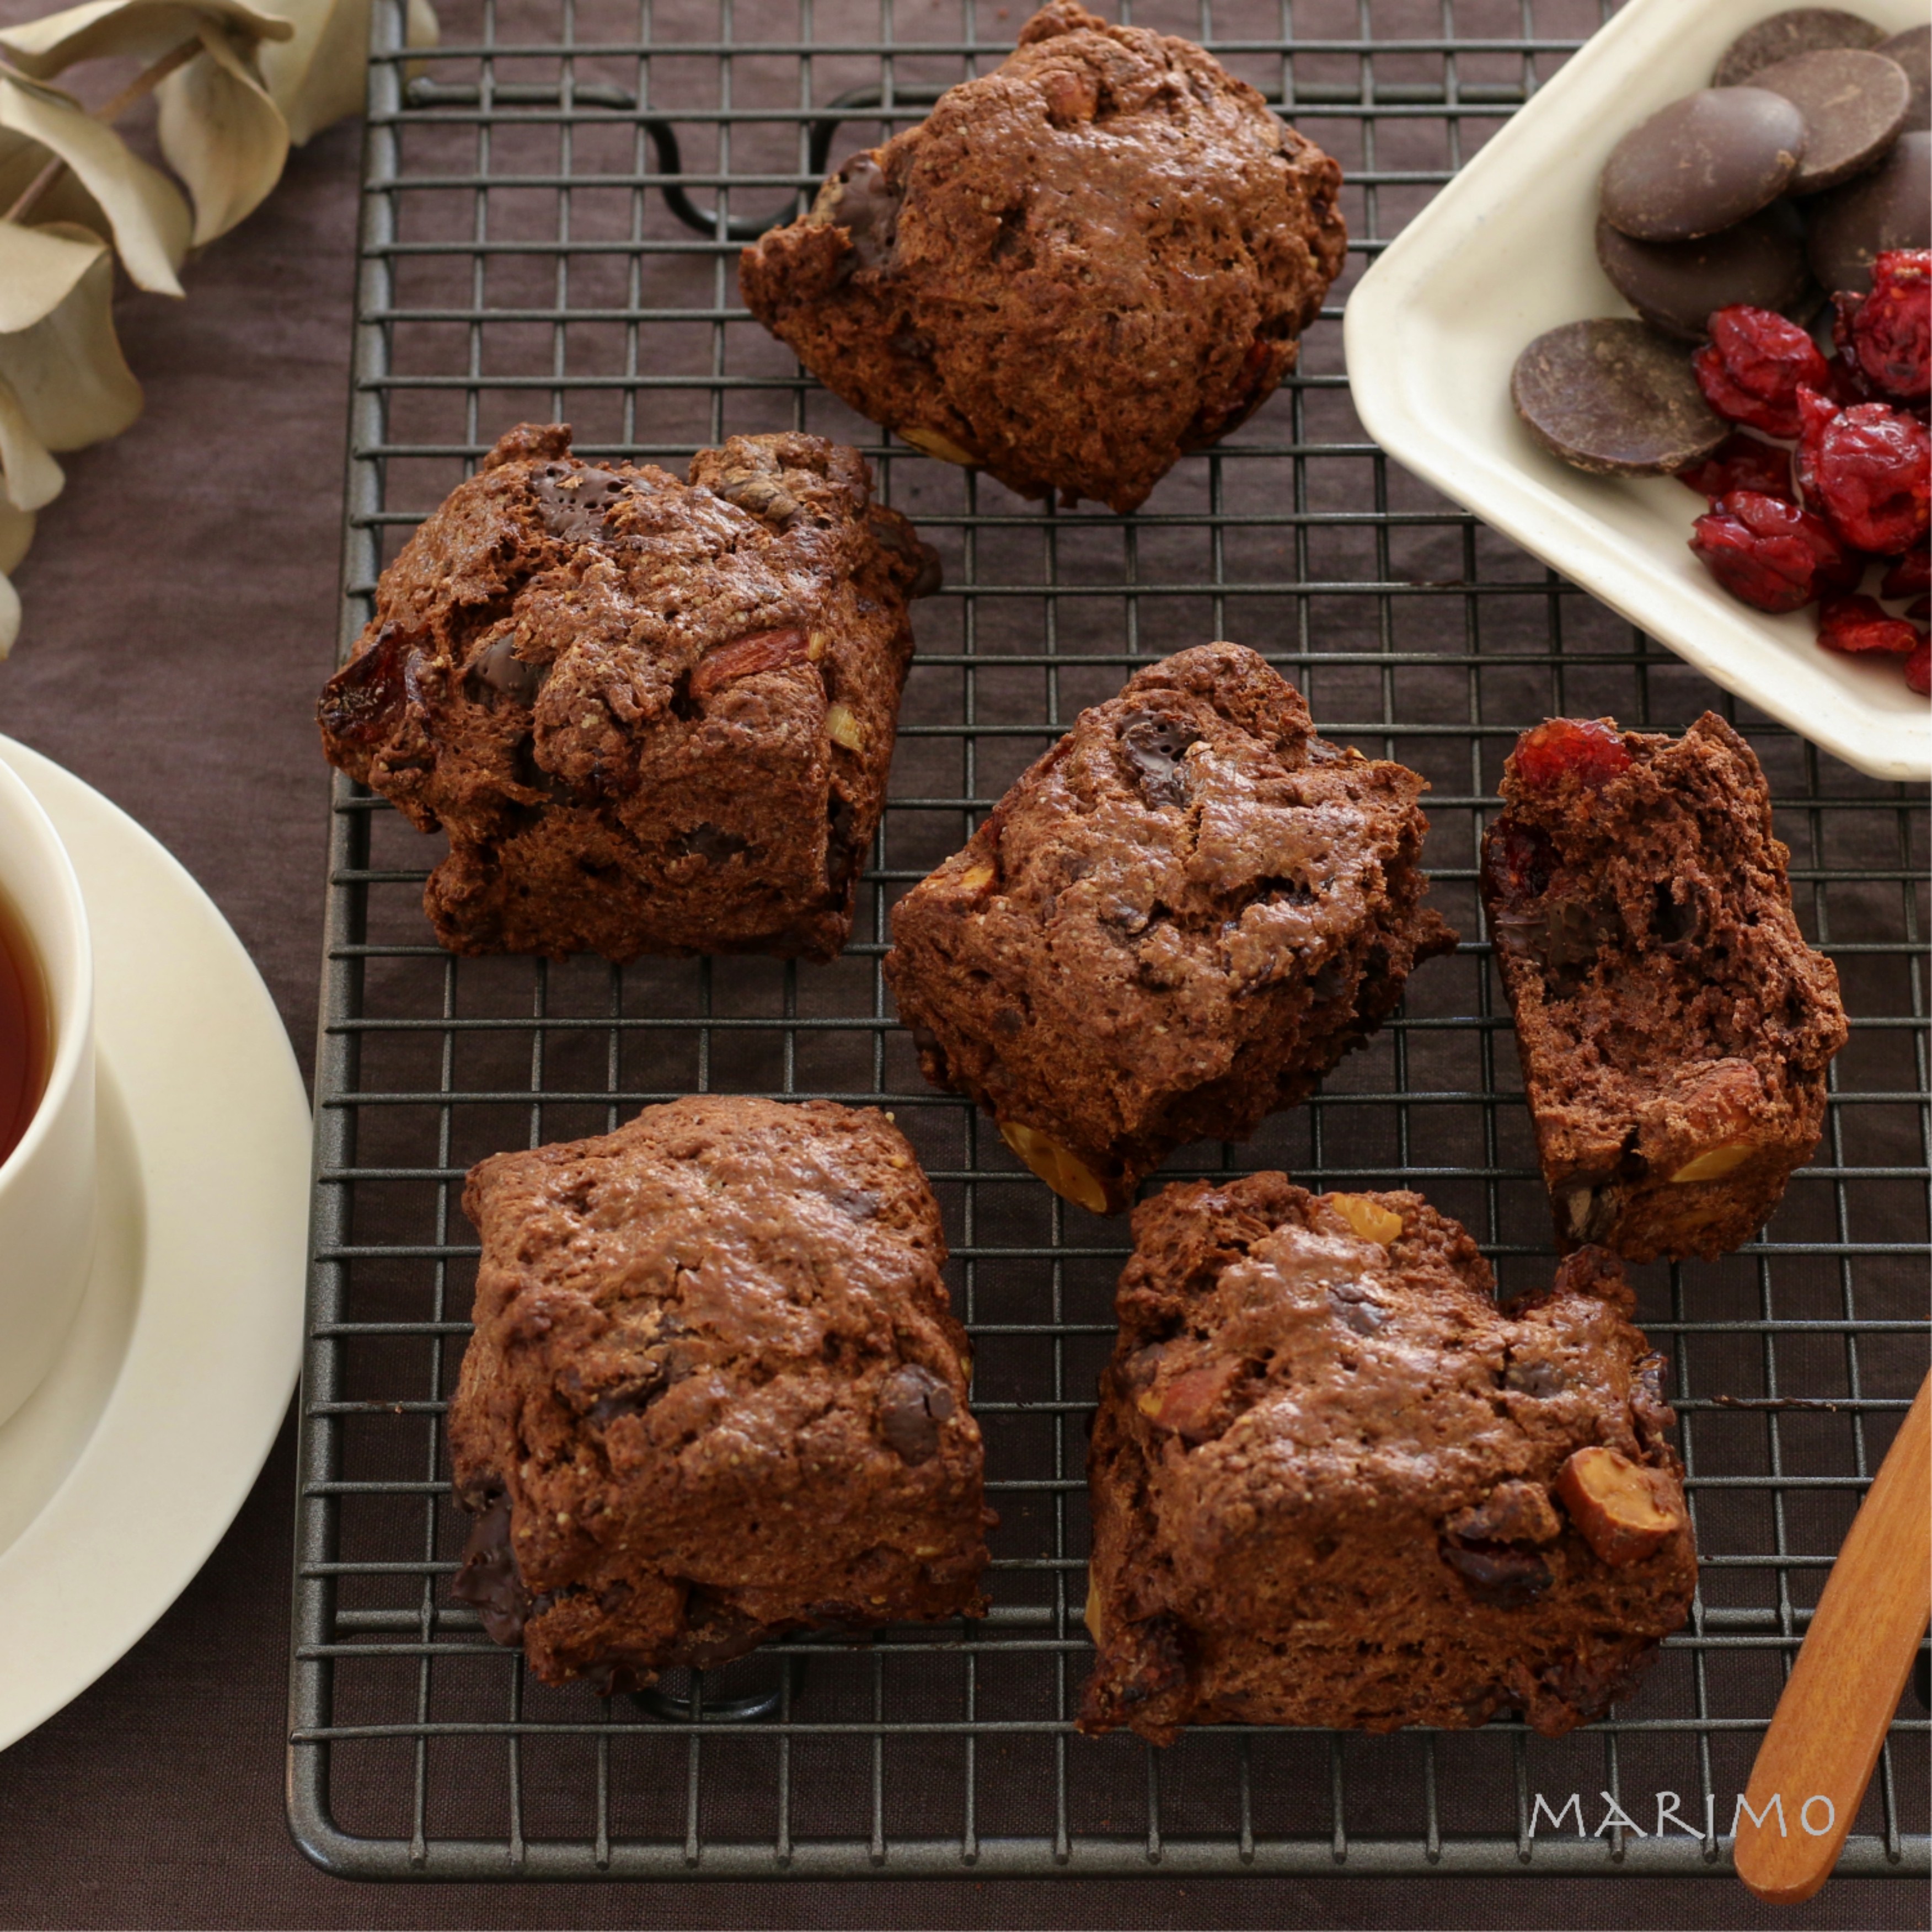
[{"x1": 289, "y1": 0, "x2": 1932, "y2": 1881}]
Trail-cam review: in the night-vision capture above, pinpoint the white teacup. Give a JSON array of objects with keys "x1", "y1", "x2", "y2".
[{"x1": 0, "y1": 755, "x2": 94, "y2": 1427}]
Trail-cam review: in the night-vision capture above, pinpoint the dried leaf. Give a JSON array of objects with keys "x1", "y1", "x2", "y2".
[
  {"x1": 0, "y1": 0, "x2": 292, "y2": 76},
  {"x1": 0, "y1": 125, "x2": 114, "y2": 240},
  {"x1": 254, "y1": 0, "x2": 365, "y2": 145},
  {"x1": 259, "y1": 0, "x2": 436, "y2": 147},
  {"x1": 0, "y1": 566, "x2": 20, "y2": 658},
  {"x1": 0, "y1": 499, "x2": 33, "y2": 576},
  {"x1": 0, "y1": 216, "x2": 105, "y2": 333},
  {"x1": 405, "y1": 0, "x2": 436, "y2": 77},
  {"x1": 0, "y1": 375, "x2": 64, "y2": 512},
  {"x1": 0, "y1": 223, "x2": 143, "y2": 453},
  {"x1": 156, "y1": 21, "x2": 289, "y2": 243},
  {"x1": 0, "y1": 75, "x2": 189, "y2": 293}
]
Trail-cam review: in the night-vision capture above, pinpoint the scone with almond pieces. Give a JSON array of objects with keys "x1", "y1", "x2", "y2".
[
  {"x1": 885, "y1": 644, "x2": 1455, "y2": 1213},
  {"x1": 318, "y1": 422, "x2": 938, "y2": 961},
  {"x1": 1481, "y1": 713, "x2": 1847, "y2": 1262},
  {"x1": 448, "y1": 1095, "x2": 992, "y2": 1691},
  {"x1": 740, "y1": 1, "x2": 1346, "y2": 512},
  {"x1": 1079, "y1": 1174, "x2": 1696, "y2": 1741}
]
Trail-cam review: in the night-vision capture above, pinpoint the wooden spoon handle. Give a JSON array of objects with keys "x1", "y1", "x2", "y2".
[{"x1": 1735, "y1": 1371, "x2": 1931, "y2": 1904}]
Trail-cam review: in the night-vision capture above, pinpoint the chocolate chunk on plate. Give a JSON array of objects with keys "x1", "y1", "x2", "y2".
[
  {"x1": 1599, "y1": 88, "x2": 1807, "y2": 242},
  {"x1": 1879, "y1": 24, "x2": 1929, "y2": 131},
  {"x1": 1806, "y1": 129, "x2": 1931, "y2": 292},
  {"x1": 1595, "y1": 207, "x2": 1811, "y2": 340},
  {"x1": 1512, "y1": 319, "x2": 1727, "y2": 474},
  {"x1": 1749, "y1": 47, "x2": 1912, "y2": 192},
  {"x1": 1712, "y1": 7, "x2": 1885, "y2": 87}
]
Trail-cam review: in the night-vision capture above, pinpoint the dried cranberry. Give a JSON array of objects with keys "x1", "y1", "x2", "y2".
[
  {"x1": 1907, "y1": 636, "x2": 1931, "y2": 695},
  {"x1": 1824, "y1": 293, "x2": 1885, "y2": 406},
  {"x1": 1693, "y1": 306, "x2": 1833, "y2": 437},
  {"x1": 1911, "y1": 596, "x2": 1932, "y2": 624},
  {"x1": 1677, "y1": 432, "x2": 1795, "y2": 502},
  {"x1": 1882, "y1": 549, "x2": 1931, "y2": 600},
  {"x1": 1483, "y1": 817, "x2": 1559, "y2": 903},
  {"x1": 1689, "y1": 491, "x2": 1861, "y2": 613},
  {"x1": 1796, "y1": 388, "x2": 1932, "y2": 555},
  {"x1": 1852, "y1": 250, "x2": 1931, "y2": 404},
  {"x1": 1440, "y1": 1535, "x2": 1551, "y2": 1606},
  {"x1": 318, "y1": 621, "x2": 424, "y2": 745},
  {"x1": 1510, "y1": 718, "x2": 1633, "y2": 793},
  {"x1": 1816, "y1": 595, "x2": 1922, "y2": 656}
]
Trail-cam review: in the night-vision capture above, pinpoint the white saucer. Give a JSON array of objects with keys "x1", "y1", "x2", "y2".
[{"x1": 0, "y1": 736, "x2": 310, "y2": 1751}]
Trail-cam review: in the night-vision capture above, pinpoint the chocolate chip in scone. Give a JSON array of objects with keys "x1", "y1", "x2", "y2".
[
  {"x1": 1494, "y1": 893, "x2": 1626, "y2": 999},
  {"x1": 1806, "y1": 130, "x2": 1931, "y2": 293},
  {"x1": 1749, "y1": 48, "x2": 1913, "y2": 192},
  {"x1": 1512, "y1": 319, "x2": 1728, "y2": 474},
  {"x1": 1117, "y1": 709, "x2": 1201, "y2": 809},
  {"x1": 1503, "y1": 1355, "x2": 1566, "y2": 1398},
  {"x1": 532, "y1": 462, "x2": 633, "y2": 542},
  {"x1": 1879, "y1": 25, "x2": 1930, "y2": 131},
  {"x1": 1712, "y1": 7, "x2": 1885, "y2": 87},
  {"x1": 681, "y1": 822, "x2": 751, "y2": 864},
  {"x1": 1599, "y1": 88, "x2": 1807, "y2": 242},
  {"x1": 587, "y1": 1373, "x2": 670, "y2": 1425},
  {"x1": 1594, "y1": 209, "x2": 1811, "y2": 341},
  {"x1": 452, "y1": 1493, "x2": 532, "y2": 1644},
  {"x1": 879, "y1": 1363, "x2": 956, "y2": 1462},
  {"x1": 467, "y1": 630, "x2": 548, "y2": 703},
  {"x1": 1326, "y1": 1280, "x2": 1388, "y2": 1335},
  {"x1": 829, "y1": 153, "x2": 902, "y2": 272}
]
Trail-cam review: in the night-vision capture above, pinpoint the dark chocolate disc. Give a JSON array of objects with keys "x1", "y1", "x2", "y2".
[
  {"x1": 1596, "y1": 207, "x2": 1811, "y2": 339},
  {"x1": 1748, "y1": 48, "x2": 1912, "y2": 191},
  {"x1": 1878, "y1": 25, "x2": 1930, "y2": 132},
  {"x1": 1511, "y1": 319, "x2": 1728, "y2": 475},
  {"x1": 1599, "y1": 88, "x2": 1807, "y2": 241},
  {"x1": 1713, "y1": 8, "x2": 1885, "y2": 86},
  {"x1": 1806, "y1": 129, "x2": 1931, "y2": 292}
]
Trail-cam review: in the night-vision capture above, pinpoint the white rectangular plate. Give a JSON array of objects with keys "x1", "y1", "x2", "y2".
[{"x1": 1344, "y1": 0, "x2": 1929, "y2": 783}]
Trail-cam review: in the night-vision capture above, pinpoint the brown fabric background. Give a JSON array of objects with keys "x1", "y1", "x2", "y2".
[{"x1": 0, "y1": 50, "x2": 1922, "y2": 1932}]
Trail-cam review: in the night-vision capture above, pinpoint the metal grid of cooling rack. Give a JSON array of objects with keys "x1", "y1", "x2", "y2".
[{"x1": 288, "y1": 0, "x2": 1932, "y2": 1881}]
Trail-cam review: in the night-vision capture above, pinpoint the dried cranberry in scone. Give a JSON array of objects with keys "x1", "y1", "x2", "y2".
[{"x1": 1507, "y1": 717, "x2": 1633, "y2": 794}]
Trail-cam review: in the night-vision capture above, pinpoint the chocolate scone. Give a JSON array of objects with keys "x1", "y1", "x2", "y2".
[
  {"x1": 1080, "y1": 1176, "x2": 1696, "y2": 1742},
  {"x1": 318, "y1": 422, "x2": 939, "y2": 961},
  {"x1": 448, "y1": 1095, "x2": 992, "y2": 1690},
  {"x1": 1481, "y1": 714, "x2": 1847, "y2": 1263},
  {"x1": 884, "y1": 645, "x2": 1456, "y2": 1214},
  {"x1": 740, "y1": 2, "x2": 1347, "y2": 513}
]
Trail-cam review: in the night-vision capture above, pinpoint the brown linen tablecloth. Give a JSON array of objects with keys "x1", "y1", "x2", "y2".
[{"x1": 0, "y1": 35, "x2": 1923, "y2": 1932}]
